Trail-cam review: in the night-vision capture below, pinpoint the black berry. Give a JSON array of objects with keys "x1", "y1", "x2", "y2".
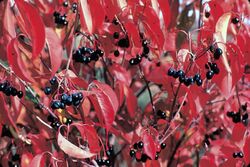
[
  {"x1": 65, "y1": 95, "x2": 73, "y2": 106},
  {"x1": 167, "y1": 68, "x2": 175, "y2": 76},
  {"x1": 90, "y1": 52, "x2": 99, "y2": 61},
  {"x1": 233, "y1": 152, "x2": 238, "y2": 158},
  {"x1": 65, "y1": 118, "x2": 73, "y2": 125},
  {"x1": 160, "y1": 143, "x2": 166, "y2": 149},
  {"x1": 63, "y1": 1, "x2": 68, "y2": 7},
  {"x1": 44, "y1": 87, "x2": 52, "y2": 95},
  {"x1": 51, "y1": 100, "x2": 61, "y2": 110},
  {"x1": 242, "y1": 113, "x2": 248, "y2": 120},
  {"x1": 130, "y1": 149, "x2": 136, "y2": 157},
  {"x1": 10, "y1": 87, "x2": 18, "y2": 96},
  {"x1": 206, "y1": 70, "x2": 214, "y2": 80},
  {"x1": 141, "y1": 154, "x2": 148, "y2": 162},
  {"x1": 118, "y1": 38, "x2": 130, "y2": 48},
  {"x1": 113, "y1": 32, "x2": 119, "y2": 39},
  {"x1": 213, "y1": 48, "x2": 223, "y2": 60},
  {"x1": 105, "y1": 159, "x2": 111, "y2": 166},
  {"x1": 95, "y1": 49, "x2": 104, "y2": 57},
  {"x1": 50, "y1": 77, "x2": 57, "y2": 85},
  {"x1": 114, "y1": 50, "x2": 120, "y2": 57},
  {"x1": 17, "y1": 91, "x2": 23, "y2": 98},
  {"x1": 157, "y1": 110, "x2": 166, "y2": 119},
  {"x1": 177, "y1": 70, "x2": 185, "y2": 77},
  {"x1": 205, "y1": 12, "x2": 210, "y2": 18},
  {"x1": 231, "y1": 17, "x2": 239, "y2": 24},
  {"x1": 143, "y1": 46, "x2": 150, "y2": 54},
  {"x1": 137, "y1": 141, "x2": 144, "y2": 149},
  {"x1": 196, "y1": 79, "x2": 203, "y2": 86},
  {"x1": 237, "y1": 152, "x2": 244, "y2": 158}
]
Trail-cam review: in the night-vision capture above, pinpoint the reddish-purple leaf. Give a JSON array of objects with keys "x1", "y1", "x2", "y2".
[
  {"x1": 124, "y1": 21, "x2": 141, "y2": 48},
  {"x1": 142, "y1": 132, "x2": 156, "y2": 160},
  {"x1": 69, "y1": 123, "x2": 101, "y2": 153},
  {"x1": 7, "y1": 38, "x2": 34, "y2": 82},
  {"x1": 158, "y1": 0, "x2": 171, "y2": 29},
  {"x1": 124, "y1": 85, "x2": 137, "y2": 118},
  {"x1": 231, "y1": 123, "x2": 246, "y2": 144},
  {"x1": 45, "y1": 28, "x2": 63, "y2": 77},
  {"x1": 88, "y1": 80, "x2": 119, "y2": 130},
  {"x1": 243, "y1": 136, "x2": 250, "y2": 164},
  {"x1": 15, "y1": 0, "x2": 45, "y2": 59},
  {"x1": 29, "y1": 152, "x2": 47, "y2": 167}
]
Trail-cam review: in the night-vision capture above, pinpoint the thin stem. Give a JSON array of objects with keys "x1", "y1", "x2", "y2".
[{"x1": 138, "y1": 64, "x2": 156, "y2": 126}]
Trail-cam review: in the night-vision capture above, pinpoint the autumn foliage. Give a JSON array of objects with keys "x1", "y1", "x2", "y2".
[{"x1": 0, "y1": 0, "x2": 250, "y2": 166}]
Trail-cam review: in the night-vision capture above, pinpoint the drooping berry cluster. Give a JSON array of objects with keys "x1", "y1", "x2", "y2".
[
  {"x1": 203, "y1": 127, "x2": 223, "y2": 146},
  {"x1": 43, "y1": 77, "x2": 57, "y2": 95},
  {"x1": 47, "y1": 114, "x2": 72, "y2": 130},
  {"x1": 73, "y1": 47, "x2": 104, "y2": 64},
  {"x1": 0, "y1": 81, "x2": 23, "y2": 98},
  {"x1": 129, "y1": 141, "x2": 166, "y2": 162},
  {"x1": 51, "y1": 92, "x2": 83, "y2": 110},
  {"x1": 226, "y1": 103, "x2": 248, "y2": 125},
  {"x1": 205, "y1": 62, "x2": 220, "y2": 80},
  {"x1": 168, "y1": 69, "x2": 203, "y2": 86},
  {"x1": 53, "y1": 12, "x2": 68, "y2": 27},
  {"x1": 233, "y1": 151, "x2": 244, "y2": 158},
  {"x1": 62, "y1": 1, "x2": 78, "y2": 13},
  {"x1": 96, "y1": 147, "x2": 114, "y2": 166}
]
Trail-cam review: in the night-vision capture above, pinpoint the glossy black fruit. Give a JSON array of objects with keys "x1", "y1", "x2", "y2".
[
  {"x1": 60, "y1": 102, "x2": 66, "y2": 109},
  {"x1": 196, "y1": 79, "x2": 203, "y2": 86},
  {"x1": 4, "y1": 87, "x2": 12, "y2": 96},
  {"x1": 214, "y1": 48, "x2": 223, "y2": 60},
  {"x1": 160, "y1": 143, "x2": 166, "y2": 149},
  {"x1": 0, "y1": 82, "x2": 7, "y2": 91},
  {"x1": 143, "y1": 46, "x2": 150, "y2": 54},
  {"x1": 113, "y1": 32, "x2": 119, "y2": 39},
  {"x1": 157, "y1": 110, "x2": 166, "y2": 119},
  {"x1": 206, "y1": 70, "x2": 214, "y2": 80},
  {"x1": 133, "y1": 143, "x2": 138, "y2": 149},
  {"x1": 114, "y1": 50, "x2": 120, "y2": 57},
  {"x1": 238, "y1": 152, "x2": 244, "y2": 158},
  {"x1": 155, "y1": 153, "x2": 159, "y2": 160},
  {"x1": 50, "y1": 77, "x2": 57, "y2": 85},
  {"x1": 227, "y1": 111, "x2": 235, "y2": 117},
  {"x1": 177, "y1": 70, "x2": 185, "y2": 77},
  {"x1": 10, "y1": 87, "x2": 18, "y2": 96},
  {"x1": 129, "y1": 58, "x2": 139, "y2": 65},
  {"x1": 130, "y1": 149, "x2": 136, "y2": 157},
  {"x1": 179, "y1": 76, "x2": 185, "y2": 83},
  {"x1": 90, "y1": 52, "x2": 99, "y2": 61},
  {"x1": 95, "y1": 49, "x2": 104, "y2": 57},
  {"x1": 193, "y1": 74, "x2": 201, "y2": 81},
  {"x1": 73, "y1": 100, "x2": 80, "y2": 106},
  {"x1": 51, "y1": 100, "x2": 61, "y2": 109},
  {"x1": 47, "y1": 115, "x2": 56, "y2": 122},
  {"x1": 242, "y1": 113, "x2": 248, "y2": 120},
  {"x1": 231, "y1": 17, "x2": 239, "y2": 24},
  {"x1": 61, "y1": 93, "x2": 68, "y2": 103},
  {"x1": 141, "y1": 154, "x2": 148, "y2": 162},
  {"x1": 137, "y1": 141, "x2": 144, "y2": 149},
  {"x1": 63, "y1": 1, "x2": 68, "y2": 7},
  {"x1": 65, "y1": 95, "x2": 73, "y2": 106},
  {"x1": 205, "y1": 12, "x2": 210, "y2": 18},
  {"x1": 17, "y1": 91, "x2": 23, "y2": 98},
  {"x1": 65, "y1": 118, "x2": 73, "y2": 125},
  {"x1": 233, "y1": 152, "x2": 238, "y2": 158},
  {"x1": 168, "y1": 68, "x2": 175, "y2": 76},
  {"x1": 105, "y1": 159, "x2": 111, "y2": 166},
  {"x1": 118, "y1": 38, "x2": 130, "y2": 48},
  {"x1": 44, "y1": 87, "x2": 52, "y2": 95},
  {"x1": 232, "y1": 112, "x2": 241, "y2": 123}
]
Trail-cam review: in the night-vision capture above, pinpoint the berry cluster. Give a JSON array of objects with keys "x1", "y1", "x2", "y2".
[
  {"x1": 43, "y1": 77, "x2": 57, "y2": 95},
  {"x1": 129, "y1": 141, "x2": 166, "y2": 162},
  {"x1": 53, "y1": 12, "x2": 68, "y2": 27},
  {"x1": 96, "y1": 147, "x2": 114, "y2": 166},
  {"x1": 0, "y1": 81, "x2": 23, "y2": 98},
  {"x1": 205, "y1": 62, "x2": 220, "y2": 80},
  {"x1": 128, "y1": 40, "x2": 150, "y2": 65},
  {"x1": 233, "y1": 151, "x2": 244, "y2": 158},
  {"x1": 168, "y1": 69, "x2": 203, "y2": 86},
  {"x1": 8, "y1": 153, "x2": 20, "y2": 167},
  {"x1": 203, "y1": 127, "x2": 223, "y2": 146},
  {"x1": 226, "y1": 103, "x2": 248, "y2": 125},
  {"x1": 210, "y1": 47, "x2": 223, "y2": 60},
  {"x1": 73, "y1": 47, "x2": 104, "y2": 64},
  {"x1": 47, "y1": 114, "x2": 72, "y2": 130},
  {"x1": 51, "y1": 92, "x2": 83, "y2": 110}
]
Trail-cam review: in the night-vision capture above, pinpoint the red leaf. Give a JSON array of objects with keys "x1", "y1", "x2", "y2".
[
  {"x1": 243, "y1": 136, "x2": 250, "y2": 164},
  {"x1": 15, "y1": 0, "x2": 45, "y2": 59},
  {"x1": 7, "y1": 38, "x2": 34, "y2": 82},
  {"x1": 45, "y1": 28, "x2": 63, "y2": 77},
  {"x1": 109, "y1": 64, "x2": 132, "y2": 86},
  {"x1": 69, "y1": 123, "x2": 101, "y2": 153},
  {"x1": 88, "y1": 0, "x2": 105, "y2": 33},
  {"x1": 88, "y1": 80, "x2": 119, "y2": 130},
  {"x1": 124, "y1": 21, "x2": 141, "y2": 48},
  {"x1": 142, "y1": 132, "x2": 156, "y2": 160},
  {"x1": 124, "y1": 85, "x2": 137, "y2": 118},
  {"x1": 57, "y1": 127, "x2": 96, "y2": 159},
  {"x1": 231, "y1": 123, "x2": 246, "y2": 144},
  {"x1": 21, "y1": 152, "x2": 33, "y2": 167},
  {"x1": 158, "y1": 0, "x2": 171, "y2": 29}
]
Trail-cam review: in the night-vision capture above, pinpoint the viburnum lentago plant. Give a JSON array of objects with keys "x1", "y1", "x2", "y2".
[{"x1": 0, "y1": 0, "x2": 250, "y2": 166}]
